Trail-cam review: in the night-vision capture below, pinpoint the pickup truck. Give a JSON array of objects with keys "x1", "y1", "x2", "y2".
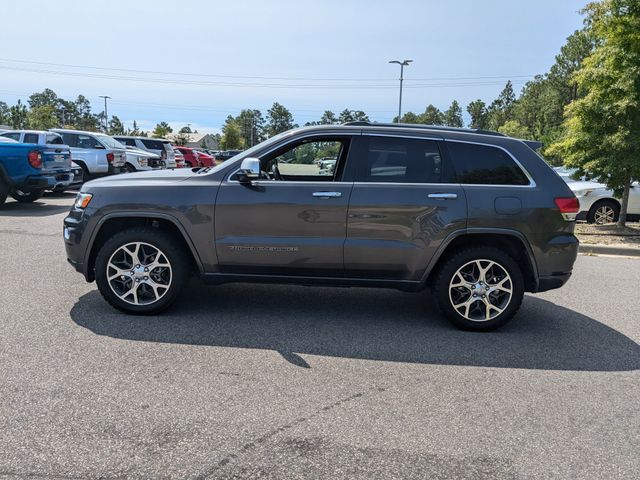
[
  {"x1": 0, "y1": 138, "x2": 72, "y2": 205},
  {"x1": 50, "y1": 129, "x2": 126, "y2": 179},
  {"x1": 0, "y1": 130, "x2": 74, "y2": 192}
]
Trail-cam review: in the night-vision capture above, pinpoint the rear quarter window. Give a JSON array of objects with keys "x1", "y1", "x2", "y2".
[{"x1": 447, "y1": 142, "x2": 530, "y2": 185}]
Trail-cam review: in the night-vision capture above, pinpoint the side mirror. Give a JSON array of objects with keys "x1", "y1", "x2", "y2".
[{"x1": 237, "y1": 157, "x2": 261, "y2": 183}]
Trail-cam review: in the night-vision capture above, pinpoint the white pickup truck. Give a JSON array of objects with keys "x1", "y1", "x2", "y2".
[{"x1": 50, "y1": 129, "x2": 126, "y2": 179}]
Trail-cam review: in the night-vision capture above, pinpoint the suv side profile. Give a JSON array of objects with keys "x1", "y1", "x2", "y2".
[{"x1": 64, "y1": 123, "x2": 579, "y2": 331}]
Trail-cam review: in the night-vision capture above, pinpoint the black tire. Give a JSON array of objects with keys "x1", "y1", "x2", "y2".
[
  {"x1": 586, "y1": 200, "x2": 619, "y2": 224},
  {"x1": 0, "y1": 180, "x2": 9, "y2": 206},
  {"x1": 95, "y1": 227, "x2": 190, "y2": 315},
  {"x1": 76, "y1": 162, "x2": 91, "y2": 182},
  {"x1": 10, "y1": 189, "x2": 44, "y2": 203},
  {"x1": 433, "y1": 246, "x2": 525, "y2": 331},
  {"x1": 51, "y1": 186, "x2": 66, "y2": 194},
  {"x1": 125, "y1": 163, "x2": 137, "y2": 173}
]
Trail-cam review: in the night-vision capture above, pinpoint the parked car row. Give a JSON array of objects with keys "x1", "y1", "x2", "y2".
[{"x1": 0, "y1": 129, "x2": 244, "y2": 204}]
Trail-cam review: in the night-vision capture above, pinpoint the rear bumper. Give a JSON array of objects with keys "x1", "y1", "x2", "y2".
[
  {"x1": 533, "y1": 234, "x2": 579, "y2": 293},
  {"x1": 536, "y1": 272, "x2": 572, "y2": 292},
  {"x1": 23, "y1": 175, "x2": 57, "y2": 190}
]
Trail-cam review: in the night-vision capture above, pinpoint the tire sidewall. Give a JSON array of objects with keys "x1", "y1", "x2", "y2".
[
  {"x1": 95, "y1": 227, "x2": 189, "y2": 314},
  {"x1": 434, "y1": 247, "x2": 525, "y2": 331},
  {"x1": 10, "y1": 189, "x2": 44, "y2": 203},
  {"x1": 588, "y1": 200, "x2": 619, "y2": 224}
]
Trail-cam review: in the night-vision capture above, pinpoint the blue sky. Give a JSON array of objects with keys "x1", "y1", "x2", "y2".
[{"x1": 0, "y1": 0, "x2": 586, "y2": 134}]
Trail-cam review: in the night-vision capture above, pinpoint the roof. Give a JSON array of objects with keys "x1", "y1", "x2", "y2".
[
  {"x1": 343, "y1": 121, "x2": 507, "y2": 137},
  {"x1": 51, "y1": 128, "x2": 109, "y2": 136}
]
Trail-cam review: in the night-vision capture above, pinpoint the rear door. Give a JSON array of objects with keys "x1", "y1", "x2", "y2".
[{"x1": 344, "y1": 134, "x2": 467, "y2": 281}]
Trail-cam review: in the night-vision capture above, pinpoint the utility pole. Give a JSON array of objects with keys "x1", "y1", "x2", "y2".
[
  {"x1": 388, "y1": 60, "x2": 412, "y2": 122},
  {"x1": 99, "y1": 95, "x2": 111, "y2": 132}
]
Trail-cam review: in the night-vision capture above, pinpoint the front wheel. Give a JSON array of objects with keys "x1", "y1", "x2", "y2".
[
  {"x1": 433, "y1": 247, "x2": 524, "y2": 331},
  {"x1": 95, "y1": 227, "x2": 190, "y2": 314},
  {"x1": 10, "y1": 189, "x2": 44, "y2": 203}
]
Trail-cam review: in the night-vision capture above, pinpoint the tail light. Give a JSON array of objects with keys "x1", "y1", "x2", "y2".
[
  {"x1": 106, "y1": 152, "x2": 114, "y2": 163},
  {"x1": 555, "y1": 197, "x2": 579, "y2": 221},
  {"x1": 28, "y1": 150, "x2": 42, "y2": 169}
]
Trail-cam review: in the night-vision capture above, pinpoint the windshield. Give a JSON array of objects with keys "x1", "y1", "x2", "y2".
[{"x1": 97, "y1": 135, "x2": 125, "y2": 149}]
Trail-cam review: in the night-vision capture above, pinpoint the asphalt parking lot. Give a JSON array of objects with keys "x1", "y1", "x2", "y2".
[{"x1": 0, "y1": 194, "x2": 639, "y2": 480}]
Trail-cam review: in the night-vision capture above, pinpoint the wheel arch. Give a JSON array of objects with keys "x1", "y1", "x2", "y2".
[
  {"x1": 84, "y1": 212, "x2": 203, "y2": 282},
  {"x1": 423, "y1": 228, "x2": 539, "y2": 292},
  {"x1": 587, "y1": 197, "x2": 621, "y2": 221}
]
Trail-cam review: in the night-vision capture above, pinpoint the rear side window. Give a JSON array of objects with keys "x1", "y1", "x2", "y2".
[
  {"x1": 357, "y1": 136, "x2": 450, "y2": 183},
  {"x1": 141, "y1": 139, "x2": 164, "y2": 150},
  {"x1": 447, "y1": 142, "x2": 529, "y2": 185},
  {"x1": 116, "y1": 137, "x2": 137, "y2": 147},
  {"x1": 23, "y1": 133, "x2": 39, "y2": 143},
  {"x1": 46, "y1": 134, "x2": 64, "y2": 145}
]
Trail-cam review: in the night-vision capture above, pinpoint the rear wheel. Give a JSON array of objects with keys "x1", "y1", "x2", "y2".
[
  {"x1": 95, "y1": 227, "x2": 189, "y2": 314},
  {"x1": 587, "y1": 200, "x2": 619, "y2": 224},
  {"x1": 10, "y1": 189, "x2": 44, "y2": 203},
  {"x1": 433, "y1": 246, "x2": 524, "y2": 331}
]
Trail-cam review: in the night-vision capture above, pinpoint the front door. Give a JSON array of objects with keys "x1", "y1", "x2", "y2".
[
  {"x1": 214, "y1": 136, "x2": 354, "y2": 277},
  {"x1": 345, "y1": 134, "x2": 467, "y2": 281}
]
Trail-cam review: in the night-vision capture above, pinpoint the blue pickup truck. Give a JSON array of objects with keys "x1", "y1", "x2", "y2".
[{"x1": 0, "y1": 137, "x2": 72, "y2": 206}]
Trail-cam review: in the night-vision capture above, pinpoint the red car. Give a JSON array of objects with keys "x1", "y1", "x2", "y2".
[
  {"x1": 173, "y1": 146, "x2": 216, "y2": 168},
  {"x1": 194, "y1": 149, "x2": 216, "y2": 167}
]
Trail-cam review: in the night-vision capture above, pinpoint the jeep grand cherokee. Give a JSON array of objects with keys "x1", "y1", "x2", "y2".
[{"x1": 64, "y1": 123, "x2": 579, "y2": 331}]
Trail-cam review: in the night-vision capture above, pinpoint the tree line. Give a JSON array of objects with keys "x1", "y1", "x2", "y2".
[{"x1": 0, "y1": 0, "x2": 637, "y2": 224}]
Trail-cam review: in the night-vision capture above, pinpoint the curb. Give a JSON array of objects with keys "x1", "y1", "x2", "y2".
[{"x1": 578, "y1": 244, "x2": 640, "y2": 257}]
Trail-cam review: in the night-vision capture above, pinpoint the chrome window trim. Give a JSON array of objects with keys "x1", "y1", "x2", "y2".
[
  {"x1": 444, "y1": 139, "x2": 536, "y2": 188},
  {"x1": 225, "y1": 131, "x2": 356, "y2": 184},
  {"x1": 362, "y1": 132, "x2": 444, "y2": 141}
]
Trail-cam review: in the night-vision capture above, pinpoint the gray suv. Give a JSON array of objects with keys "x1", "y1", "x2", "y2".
[{"x1": 64, "y1": 123, "x2": 579, "y2": 330}]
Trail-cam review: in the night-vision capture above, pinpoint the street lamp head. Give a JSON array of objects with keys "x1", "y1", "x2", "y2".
[{"x1": 389, "y1": 60, "x2": 413, "y2": 66}]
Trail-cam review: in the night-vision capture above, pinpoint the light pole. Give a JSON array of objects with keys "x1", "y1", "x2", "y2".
[
  {"x1": 99, "y1": 95, "x2": 111, "y2": 132},
  {"x1": 389, "y1": 59, "x2": 412, "y2": 122}
]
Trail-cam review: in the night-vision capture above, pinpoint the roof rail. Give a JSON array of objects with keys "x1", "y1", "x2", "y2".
[{"x1": 343, "y1": 121, "x2": 506, "y2": 137}]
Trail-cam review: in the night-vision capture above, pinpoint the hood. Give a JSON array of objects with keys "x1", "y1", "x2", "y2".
[
  {"x1": 82, "y1": 168, "x2": 198, "y2": 191},
  {"x1": 126, "y1": 147, "x2": 160, "y2": 158},
  {"x1": 567, "y1": 180, "x2": 607, "y2": 192}
]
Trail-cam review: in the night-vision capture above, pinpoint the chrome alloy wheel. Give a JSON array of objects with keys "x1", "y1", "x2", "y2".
[
  {"x1": 594, "y1": 205, "x2": 616, "y2": 224},
  {"x1": 448, "y1": 259, "x2": 513, "y2": 322},
  {"x1": 106, "y1": 242, "x2": 172, "y2": 306}
]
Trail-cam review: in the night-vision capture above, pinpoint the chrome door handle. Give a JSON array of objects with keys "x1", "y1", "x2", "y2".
[
  {"x1": 313, "y1": 191, "x2": 342, "y2": 198},
  {"x1": 428, "y1": 193, "x2": 458, "y2": 200}
]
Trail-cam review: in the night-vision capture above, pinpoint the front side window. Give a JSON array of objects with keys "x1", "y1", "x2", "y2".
[
  {"x1": 447, "y1": 142, "x2": 530, "y2": 185},
  {"x1": 262, "y1": 138, "x2": 347, "y2": 181},
  {"x1": 76, "y1": 135, "x2": 100, "y2": 149},
  {"x1": 356, "y1": 136, "x2": 448, "y2": 183}
]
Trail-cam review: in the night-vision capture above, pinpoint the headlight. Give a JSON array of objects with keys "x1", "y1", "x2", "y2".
[
  {"x1": 74, "y1": 193, "x2": 93, "y2": 209},
  {"x1": 139, "y1": 158, "x2": 148, "y2": 167}
]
